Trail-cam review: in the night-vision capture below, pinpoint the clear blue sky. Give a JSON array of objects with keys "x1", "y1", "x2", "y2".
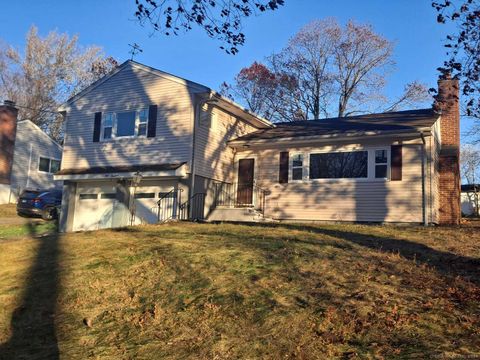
[{"x1": 1, "y1": 0, "x2": 473, "y2": 137}]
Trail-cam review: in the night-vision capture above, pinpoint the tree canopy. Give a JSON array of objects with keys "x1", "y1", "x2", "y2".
[
  {"x1": 0, "y1": 26, "x2": 117, "y2": 140},
  {"x1": 433, "y1": 0, "x2": 480, "y2": 128},
  {"x1": 134, "y1": 0, "x2": 284, "y2": 54},
  {"x1": 222, "y1": 19, "x2": 430, "y2": 122}
]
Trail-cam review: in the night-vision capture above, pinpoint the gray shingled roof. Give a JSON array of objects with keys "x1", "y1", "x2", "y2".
[{"x1": 230, "y1": 108, "x2": 438, "y2": 143}]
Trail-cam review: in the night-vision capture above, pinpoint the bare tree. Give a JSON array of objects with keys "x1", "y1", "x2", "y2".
[
  {"x1": 334, "y1": 21, "x2": 394, "y2": 117},
  {"x1": 222, "y1": 19, "x2": 431, "y2": 122},
  {"x1": 383, "y1": 81, "x2": 432, "y2": 112},
  {"x1": 134, "y1": 0, "x2": 284, "y2": 54},
  {"x1": 461, "y1": 145, "x2": 480, "y2": 216},
  {"x1": 0, "y1": 26, "x2": 117, "y2": 140},
  {"x1": 269, "y1": 19, "x2": 339, "y2": 120}
]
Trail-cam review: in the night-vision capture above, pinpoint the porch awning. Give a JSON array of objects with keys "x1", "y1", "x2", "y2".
[{"x1": 54, "y1": 162, "x2": 188, "y2": 181}]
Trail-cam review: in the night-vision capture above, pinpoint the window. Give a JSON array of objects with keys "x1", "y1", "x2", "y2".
[
  {"x1": 100, "y1": 193, "x2": 116, "y2": 199},
  {"x1": 138, "y1": 109, "x2": 148, "y2": 136},
  {"x1": 116, "y1": 111, "x2": 136, "y2": 137},
  {"x1": 291, "y1": 154, "x2": 304, "y2": 181},
  {"x1": 79, "y1": 194, "x2": 98, "y2": 200},
  {"x1": 310, "y1": 151, "x2": 368, "y2": 179},
  {"x1": 103, "y1": 113, "x2": 114, "y2": 139},
  {"x1": 50, "y1": 159, "x2": 61, "y2": 173},
  {"x1": 39, "y1": 157, "x2": 50, "y2": 172},
  {"x1": 102, "y1": 109, "x2": 149, "y2": 140},
  {"x1": 38, "y1": 157, "x2": 61, "y2": 173},
  {"x1": 375, "y1": 149, "x2": 389, "y2": 179},
  {"x1": 134, "y1": 192, "x2": 155, "y2": 199}
]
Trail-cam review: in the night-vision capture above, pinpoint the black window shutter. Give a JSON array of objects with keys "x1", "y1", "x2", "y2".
[
  {"x1": 147, "y1": 105, "x2": 157, "y2": 138},
  {"x1": 391, "y1": 145, "x2": 402, "y2": 181},
  {"x1": 279, "y1": 151, "x2": 289, "y2": 184},
  {"x1": 93, "y1": 112, "x2": 102, "y2": 142}
]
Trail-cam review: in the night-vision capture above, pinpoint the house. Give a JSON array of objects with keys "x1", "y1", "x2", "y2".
[
  {"x1": 0, "y1": 101, "x2": 63, "y2": 204},
  {"x1": 461, "y1": 184, "x2": 479, "y2": 216},
  {"x1": 55, "y1": 60, "x2": 461, "y2": 232}
]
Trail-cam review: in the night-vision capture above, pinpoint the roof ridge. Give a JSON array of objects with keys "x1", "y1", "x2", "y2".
[{"x1": 273, "y1": 108, "x2": 436, "y2": 126}]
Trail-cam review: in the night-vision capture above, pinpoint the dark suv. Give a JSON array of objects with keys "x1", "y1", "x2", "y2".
[{"x1": 17, "y1": 189, "x2": 62, "y2": 220}]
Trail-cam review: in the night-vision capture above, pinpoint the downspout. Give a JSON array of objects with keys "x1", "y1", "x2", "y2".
[
  {"x1": 429, "y1": 135, "x2": 433, "y2": 224},
  {"x1": 189, "y1": 97, "x2": 200, "y2": 219},
  {"x1": 420, "y1": 132, "x2": 428, "y2": 226}
]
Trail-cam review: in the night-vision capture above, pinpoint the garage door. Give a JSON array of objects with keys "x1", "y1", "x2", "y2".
[
  {"x1": 133, "y1": 186, "x2": 177, "y2": 224},
  {"x1": 73, "y1": 183, "x2": 128, "y2": 231}
]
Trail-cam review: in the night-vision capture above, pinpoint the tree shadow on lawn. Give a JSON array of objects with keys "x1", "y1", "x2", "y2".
[
  {"x1": 232, "y1": 222, "x2": 480, "y2": 287},
  {"x1": 0, "y1": 221, "x2": 60, "y2": 360}
]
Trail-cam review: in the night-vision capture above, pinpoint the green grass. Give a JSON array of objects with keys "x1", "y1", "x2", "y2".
[
  {"x1": 0, "y1": 222, "x2": 57, "y2": 239},
  {"x1": 0, "y1": 222, "x2": 479, "y2": 359}
]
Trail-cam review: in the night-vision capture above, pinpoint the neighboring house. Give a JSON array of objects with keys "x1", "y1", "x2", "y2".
[
  {"x1": 461, "y1": 184, "x2": 479, "y2": 216},
  {"x1": 55, "y1": 60, "x2": 461, "y2": 232},
  {"x1": 0, "y1": 103, "x2": 63, "y2": 204}
]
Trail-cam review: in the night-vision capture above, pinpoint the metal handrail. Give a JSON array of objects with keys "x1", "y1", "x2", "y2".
[
  {"x1": 178, "y1": 192, "x2": 206, "y2": 221},
  {"x1": 213, "y1": 181, "x2": 267, "y2": 217},
  {"x1": 156, "y1": 188, "x2": 183, "y2": 222}
]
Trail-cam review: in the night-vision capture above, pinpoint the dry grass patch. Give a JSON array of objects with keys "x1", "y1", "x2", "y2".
[
  {"x1": 0, "y1": 222, "x2": 479, "y2": 359},
  {"x1": 0, "y1": 204, "x2": 17, "y2": 218}
]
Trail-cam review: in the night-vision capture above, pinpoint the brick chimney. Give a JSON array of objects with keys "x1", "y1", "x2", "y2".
[
  {"x1": 435, "y1": 76, "x2": 461, "y2": 225},
  {"x1": 0, "y1": 100, "x2": 18, "y2": 185}
]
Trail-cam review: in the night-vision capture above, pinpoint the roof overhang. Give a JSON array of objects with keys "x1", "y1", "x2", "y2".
[
  {"x1": 228, "y1": 128, "x2": 433, "y2": 149},
  {"x1": 54, "y1": 163, "x2": 188, "y2": 181},
  {"x1": 202, "y1": 91, "x2": 274, "y2": 129}
]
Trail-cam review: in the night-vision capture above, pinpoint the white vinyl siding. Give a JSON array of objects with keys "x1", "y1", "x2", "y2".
[
  {"x1": 62, "y1": 64, "x2": 202, "y2": 170},
  {"x1": 235, "y1": 139, "x2": 426, "y2": 223},
  {"x1": 9, "y1": 121, "x2": 63, "y2": 197},
  {"x1": 194, "y1": 105, "x2": 259, "y2": 182}
]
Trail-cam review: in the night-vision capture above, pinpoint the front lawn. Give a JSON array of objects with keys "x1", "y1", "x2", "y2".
[
  {"x1": 0, "y1": 204, "x2": 17, "y2": 218},
  {"x1": 0, "y1": 222, "x2": 479, "y2": 359}
]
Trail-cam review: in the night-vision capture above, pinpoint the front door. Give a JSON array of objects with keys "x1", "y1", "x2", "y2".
[{"x1": 237, "y1": 158, "x2": 254, "y2": 206}]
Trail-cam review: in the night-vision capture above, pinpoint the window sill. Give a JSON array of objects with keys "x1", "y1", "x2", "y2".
[{"x1": 100, "y1": 135, "x2": 148, "y2": 142}]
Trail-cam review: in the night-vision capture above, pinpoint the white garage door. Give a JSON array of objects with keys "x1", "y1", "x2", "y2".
[
  {"x1": 133, "y1": 186, "x2": 177, "y2": 224},
  {"x1": 73, "y1": 183, "x2": 128, "y2": 231}
]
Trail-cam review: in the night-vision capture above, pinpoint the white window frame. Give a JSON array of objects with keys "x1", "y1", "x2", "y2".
[
  {"x1": 38, "y1": 156, "x2": 61, "y2": 174},
  {"x1": 289, "y1": 147, "x2": 392, "y2": 183},
  {"x1": 372, "y1": 148, "x2": 391, "y2": 180},
  {"x1": 289, "y1": 153, "x2": 308, "y2": 182},
  {"x1": 101, "y1": 109, "x2": 149, "y2": 141}
]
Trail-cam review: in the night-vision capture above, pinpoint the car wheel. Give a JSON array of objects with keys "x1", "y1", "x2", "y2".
[{"x1": 42, "y1": 207, "x2": 57, "y2": 221}]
